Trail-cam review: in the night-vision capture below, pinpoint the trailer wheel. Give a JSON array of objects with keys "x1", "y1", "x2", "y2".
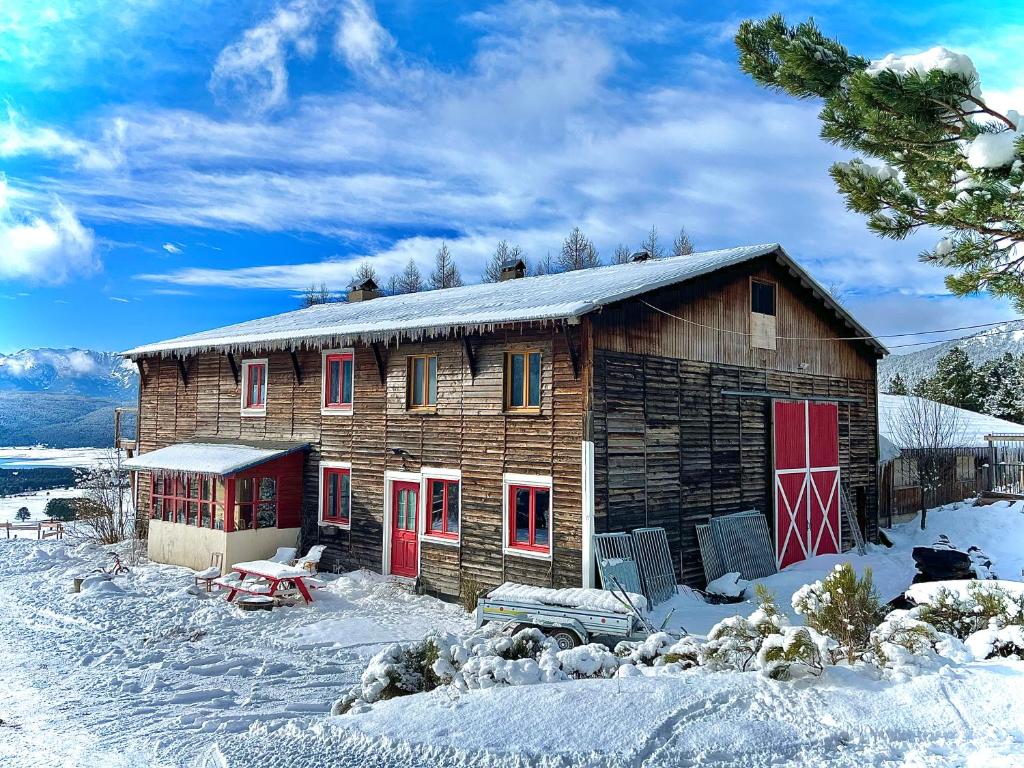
[{"x1": 545, "y1": 628, "x2": 581, "y2": 650}]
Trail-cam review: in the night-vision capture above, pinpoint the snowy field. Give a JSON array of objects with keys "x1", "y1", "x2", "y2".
[
  {"x1": 0, "y1": 487, "x2": 84, "y2": 527},
  {"x1": 1, "y1": 501, "x2": 1023, "y2": 767}
]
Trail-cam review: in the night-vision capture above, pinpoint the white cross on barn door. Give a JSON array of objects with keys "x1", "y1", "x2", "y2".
[{"x1": 772, "y1": 400, "x2": 841, "y2": 569}]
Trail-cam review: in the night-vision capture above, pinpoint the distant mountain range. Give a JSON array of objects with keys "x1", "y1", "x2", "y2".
[
  {"x1": 880, "y1": 320, "x2": 1024, "y2": 388},
  {"x1": 0, "y1": 349, "x2": 138, "y2": 448}
]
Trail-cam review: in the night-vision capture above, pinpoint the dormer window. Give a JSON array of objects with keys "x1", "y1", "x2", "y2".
[
  {"x1": 241, "y1": 359, "x2": 268, "y2": 414},
  {"x1": 323, "y1": 350, "x2": 354, "y2": 414},
  {"x1": 750, "y1": 279, "x2": 777, "y2": 351}
]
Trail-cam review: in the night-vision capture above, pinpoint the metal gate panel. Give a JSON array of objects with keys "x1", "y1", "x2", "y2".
[
  {"x1": 710, "y1": 510, "x2": 777, "y2": 580},
  {"x1": 631, "y1": 527, "x2": 676, "y2": 605},
  {"x1": 696, "y1": 523, "x2": 726, "y2": 584},
  {"x1": 593, "y1": 533, "x2": 644, "y2": 598}
]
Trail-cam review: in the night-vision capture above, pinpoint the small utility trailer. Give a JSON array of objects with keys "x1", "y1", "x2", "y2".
[{"x1": 475, "y1": 583, "x2": 667, "y2": 650}]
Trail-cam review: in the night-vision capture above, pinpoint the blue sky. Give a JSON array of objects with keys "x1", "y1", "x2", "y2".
[{"x1": 1, "y1": 0, "x2": 1023, "y2": 353}]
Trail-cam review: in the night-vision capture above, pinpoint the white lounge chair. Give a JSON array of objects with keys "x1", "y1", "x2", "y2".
[
  {"x1": 293, "y1": 545, "x2": 327, "y2": 574},
  {"x1": 269, "y1": 547, "x2": 298, "y2": 564}
]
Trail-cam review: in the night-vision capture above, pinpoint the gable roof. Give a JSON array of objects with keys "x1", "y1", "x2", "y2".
[
  {"x1": 879, "y1": 393, "x2": 1024, "y2": 450},
  {"x1": 124, "y1": 243, "x2": 884, "y2": 358}
]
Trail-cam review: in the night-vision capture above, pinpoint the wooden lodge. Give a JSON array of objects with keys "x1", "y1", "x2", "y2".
[{"x1": 123, "y1": 243, "x2": 885, "y2": 598}]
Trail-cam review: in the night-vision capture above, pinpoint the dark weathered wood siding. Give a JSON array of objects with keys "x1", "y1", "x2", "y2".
[
  {"x1": 136, "y1": 326, "x2": 585, "y2": 600},
  {"x1": 587, "y1": 256, "x2": 880, "y2": 586}
]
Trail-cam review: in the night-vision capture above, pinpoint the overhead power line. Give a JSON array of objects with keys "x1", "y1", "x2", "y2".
[{"x1": 638, "y1": 299, "x2": 1023, "y2": 348}]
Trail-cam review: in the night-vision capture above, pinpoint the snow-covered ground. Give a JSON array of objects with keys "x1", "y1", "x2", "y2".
[
  {"x1": 0, "y1": 487, "x2": 84, "y2": 527},
  {"x1": 1, "y1": 500, "x2": 1023, "y2": 767},
  {"x1": 0, "y1": 446, "x2": 115, "y2": 469}
]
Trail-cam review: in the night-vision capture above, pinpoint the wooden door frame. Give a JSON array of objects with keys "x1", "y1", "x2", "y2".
[{"x1": 382, "y1": 470, "x2": 422, "y2": 578}]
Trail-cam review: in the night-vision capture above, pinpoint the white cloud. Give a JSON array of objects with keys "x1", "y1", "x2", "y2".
[
  {"x1": 0, "y1": 175, "x2": 98, "y2": 283},
  {"x1": 161, "y1": 242, "x2": 182, "y2": 254},
  {"x1": 335, "y1": 0, "x2": 393, "y2": 70},
  {"x1": 109, "y1": 296, "x2": 130, "y2": 303},
  {"x1": 209, "y1": 0, "x2": 323, "y2": 113}
]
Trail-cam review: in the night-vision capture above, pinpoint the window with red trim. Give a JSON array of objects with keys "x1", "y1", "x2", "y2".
[
  {"x1": 242, "y1": 360, "x2": 267, "y2": 411},
  {"x1": 322, "y1": 467, "x2": 351, "y2": 525},
  {"x1": 425, "y1": 478, "x2": 459, "y2": 538},
  {"x1": 234, "y1": 477, "x2": 277, "y2": 530},
  {"x1": 150, "y1": 472, "x2": 224, "y2": 530},
  {"x1": 324, "y1": 352, "x2": 354, "y2": 410},
  {"x1": 508, "y1": 484, "x2": 550, "y2": 553}
]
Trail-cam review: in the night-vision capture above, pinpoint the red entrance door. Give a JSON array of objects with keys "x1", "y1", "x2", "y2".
[
  {"x1": 773, "y1": 400, "x2": 841, "y2": 569},
  {"x1": 390, "y1": 481, "x2": 419, "y2": 577}
]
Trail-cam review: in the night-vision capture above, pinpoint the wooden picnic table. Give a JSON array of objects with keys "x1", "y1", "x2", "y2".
[{"x1": 214, "y1": 560, "x2": 315, "y2": 605}]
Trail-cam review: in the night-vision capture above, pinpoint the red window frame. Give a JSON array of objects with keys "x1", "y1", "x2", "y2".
[
  {"x1": 150, "y1": 472, "x2": 223, "y2": 529},
  {"x1": 323, "y1": 352, "x2": 354, "y2": 410},
  {"x1": 321, "y1": 466, "x2": 351, "y2": 525},
  {"x1": 425, "y1": 478, "x2": 459, "y2": 539},
  {"x1": 243, "y1": 361, "x2": 267, "y2": 410},
  {"x1": 234, "y1": 476, "x2": 278, "y2": 531},
  {"x1": 507, "y1": 483, "x2": 551, "y2": 553}
]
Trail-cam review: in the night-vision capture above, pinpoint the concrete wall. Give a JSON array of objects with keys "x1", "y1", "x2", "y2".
[
  {"x1": 148, "y1": 520, "x2": 226, "y2": 571},
  {"x1": 148, "y1": 521, "x2": 301, "y2": 571}
]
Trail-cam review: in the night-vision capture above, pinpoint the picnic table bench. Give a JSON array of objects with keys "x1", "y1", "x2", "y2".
[{"x1": 213, "y1": 560, "x2": 315, "y2": 605}]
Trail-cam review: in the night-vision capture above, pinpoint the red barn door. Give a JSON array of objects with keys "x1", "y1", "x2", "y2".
[{"x1": 773, "y1": 400, "x2": 841, "y2": 569}]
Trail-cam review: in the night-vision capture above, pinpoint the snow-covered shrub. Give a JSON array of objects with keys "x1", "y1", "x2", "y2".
[
  {"x1": 866, "y1": 610, "x2": 971, "y2": 676},
  {"x1": 757, "y1": 626, "x2": 835, "y2": 680},
  {"x1": 703, "y1": 586, "x2": 788, "y2": 671},
  {"x1": 915, "y1": 582, "x2": 1024, "y2": 639},
  {"x1": 659, "y1": 636, "x2": 704, "y2": 670},
  {"x1": 965, "y1": 625, "x2": 1024, "y2": 660},
  {"x1": 792, "y1": 563, "x2": 884, "y2": 663},
  {"x1": 614, "y1": 632, "x2": 676, "y2": 666},
  {"x1": 436, "y1": 627, "x2": 564, "y2": 691},
  {"x1": 332, "y1": 631, "x2": 456, "y2": 714},
  {"x1": 557, "y1": 644, "x2": 620, "y2": 679}
]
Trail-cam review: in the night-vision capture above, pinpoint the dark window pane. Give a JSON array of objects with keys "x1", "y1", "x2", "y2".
[
  {"x1": 327, "y1": 473, "x2": 338, "y2": 518},
  {"x1": 428, "y1": 357, "x2": 437, "y2": 405},
  {"x1": 510, "y1": 354, "x2": 525, "y2": 407},
  {"x1": 329, "y1": 360, "x2": 341, "y2": 403},
  {"x1": 257, "y1": 502, "x2": 276, "y2": 529},
  {"x1": 200, "y1": 504, "x2": 211, "y2": 528},
  {"x1": 213, "y1": 505, "x2": 224, "y2": 531},
  {"x1": 187, "y1": 501, "x2": 198, "y2": 526},
  {"x1": 406, "y1": 490, "x2": 417, "y2": 531},
  {"x1": 236, "y1": 504, "x2": 254, "y2": 530},
  {"x1": 153, "y1": 497, "x2": 162, "y2": 518},
  {"x1": 752, "y1": 281, "x2": 775, "y2": 316},
  {"x1": 430, "y1": 481, "x2": 444, "y2": 532},
  {"x1": 412, "y1": 358, "x2": 425, "y2": 406},
  {"x1": 397, "y1": 490, "x2": 406, "y2": 529},
  {"x1": 188, "y1": 477, "x2": 200, "y2": 498},
  {"x1": 175, "y1": 499, "x2": 185, "y2": 524},
  {"x1": 259, "y1": 477, "x2": 276, "y2": 502},
  {"x1": 447, "y1": 481, "x2": 459, "y2": 534},
  {"x1": 342, "y1": 358, "x2": 353, "y2": 403},
  {"x1": 514, "y1": 488, "x2": 530, "y2": 542},
  {"x1": 534, "y1": 489, "x2": 550, "y2": 545},
  {"x1": 528, "y1": 353, "x2": 541, "y2": 407}
]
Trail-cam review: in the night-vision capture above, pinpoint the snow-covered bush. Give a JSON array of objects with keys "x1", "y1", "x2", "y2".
[
  {"x1": 758, "y1": 626, "x2": 835, "y2": 680},
  {"x1": 703, "y1": 586, "x2": 789, "y2": 671},
  {"x1": 659, "y1": 636, "x2": 704, "y2": 670},
  {"x1": 965, "y1": 625, "x2": 1024, "y2": 660},
  {"x1": 915, "y1": 582, "x2": 1024, "y2": 639},
  {"x1": 332, "y1": 630, "x2": 456, "y2": 714},
  {"x1": 557, "y1": 644, "x2": 620, "y2": 679},
  {"x1": 447, "y1": 628, "x2": 563, "y2": 690},
  {"x1": 792, "y1": 563, "x2": 885, "y2": 663},
  {"x1": 614, "y1": 632, "x2": 676, "y2": 666}
]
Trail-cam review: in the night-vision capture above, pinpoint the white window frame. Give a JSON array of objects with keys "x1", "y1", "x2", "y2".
[
  {"x1": 419, "y1": 467, "x2": 461, "y2": 547},
  {"x1": 240, "y1": 358, "x2": 268, "y2": 416},
  {"x1": 318, "y1": 460, "x2": 352, "y2": 529},
  {"x1": 502, "y1": 472, "x2": 553, "y2": 561},
  {"x1": 321, "y1": 348, "x2": 355, "y2": 416}
]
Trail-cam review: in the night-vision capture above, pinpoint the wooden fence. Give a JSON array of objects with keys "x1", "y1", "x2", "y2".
[{"x1": 878, "y1": 447, "x2": 990, "y2": 527}]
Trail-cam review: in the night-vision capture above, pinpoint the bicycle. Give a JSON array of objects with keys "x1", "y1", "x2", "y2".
[{"x1": 93, "y1": 552, "x2": 130, "y2": 577}]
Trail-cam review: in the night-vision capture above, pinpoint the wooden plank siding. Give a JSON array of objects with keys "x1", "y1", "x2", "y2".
[
  {"x1": 135, "y1": 326, "x2": 586, "y2": 601},
  {"x1": 588, "y1": 256, "x2": 880, "y2": 587}
]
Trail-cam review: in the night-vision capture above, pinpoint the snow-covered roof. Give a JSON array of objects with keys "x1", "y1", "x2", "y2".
[
  {"x1": 122, "y1": 441, "x2": 308, "y2": 476},
  {"x1": 124, "y1": 243, "x2": 884, "y2": 357},
  {"x1": 878, "y1": 394, "x2": 1024, "y2": 450}
]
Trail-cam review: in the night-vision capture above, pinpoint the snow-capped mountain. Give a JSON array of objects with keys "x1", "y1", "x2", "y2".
[
  {"x1": 880, "y1": 320, "x2": 1024, "y2": 387},
  {"x1": 0, "y1": 348, "x2": 137, "y2": 398}
]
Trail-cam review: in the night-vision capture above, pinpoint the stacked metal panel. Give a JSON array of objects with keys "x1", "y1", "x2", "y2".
[
  {"x1": 593, "y1": 533, "x2": 644, "y2": 598},
  {"x1": 708, "y1": 510, "x2": 777, "y2": 581},
  {"x1": 631, "y1": 527, "x2": 677, "y2": 604},
  {"x1": 695, "y1": 523, "x2": 727, "y2": 584}
]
